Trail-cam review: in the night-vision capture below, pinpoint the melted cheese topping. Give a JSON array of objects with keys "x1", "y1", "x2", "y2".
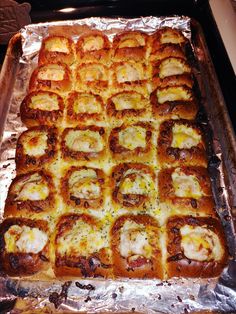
[
  {"x1": 38, "y1": 64, "x2": 65, "y2": 81},
  {"x1": 157, "y1": 87, "x2": 191, "y2": 104},
  {"x1": 30, "y1": 93, "x2": 59, "y2": 111},
  {"x1": 118, "y1": 34, "x2": 145, "y2": 48},
  {"x1": 112, "y1": 92, "x2": 144, "y2": 110},
  {"x1": 69, "y1": 169, "x2": 100, "y2": 199},
  {"x1": 172, "y1": 168, "x2": 202, "y2": 199},
  {"x1": 22, "y1": 131, "x2": 48, "y2": 157},
  {"x1": 171, "y1": 124, "x2": 201, "y2": 149},
  {"x1": 13, "y1": 173, "x2": 49, "y2": 201},
  {"x1": 80, "y1": 64, "x2": 106, "y2": 82},
  {"x1": 160, "y1": 30, "x2": 185, "y2": 45},
  {"x1": 159, "y1": 58, "x2": 191, "y2": 79},
  {"x1": 4, "y1": 225, "x2": 48, "y2": 254},
  {"x1": 116, "y1": 63, "x2": 142, "y2": 83},
  {"x1": 118, "y1": 126, "x2": 146, "y2": 150},
  {"x1": 82, "y1": 36, "x2": 104, "y2": 51},
  {"x1": 73, "y1": 94, "x2": 101, "y2": 114},
  {"x1": 57, "y1": 219, "x2": 105, "y2": 257},
  {"x1": 45, "y1": 37, "x2": 69, "y2": 53},
  {"x1": 65, "y1": 129, "x2": 104, "y2": 153},
  {"x1": 120, "y1": 220, "x2": 152, "y2": 259},
  {"x1": 180, "y1": 225, "x2": 223, "y2": 262},
  {"x1": 119, "y1": 169, "x2": 154, "y2": 195}
]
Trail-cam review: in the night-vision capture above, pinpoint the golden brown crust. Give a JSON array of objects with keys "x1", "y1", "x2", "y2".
[
  {"x1": 76, "y1": 31, "x2": 111, "y2": 64},
  {"x1": 29, "y1": 63, "x2": 72, "y2": 93},
  {"x1": 75, "y1": 62, "x2": 109, "y2": 94},
  {"x1": 111, "y1": 214, "x2": 163, "y2": 278},
  {"x1": 106, "y1": 91, "x2": 150, "y2": 122},
  {"x1": 112, "y1": 31, "x2": 149, "y2": 62},
  {"x1": 149, "y1": 43, "x2": 186, "y2": 62},
  {"x1": 4, "y1": 170, "x2": 56, "y2": 218},
  {"x1": 152, "y1": 74, "x2": 194, "y2": 90},
  {"x1": 151, "y1": 86, "x2": 198, "y2": 120},
  {"x1": 111, "y1": 61, "x2": 148, "y2": 91},
  {"x1": 157, "y1": 119, "x2": 207, "y2": 167},
  {"x1": 151, "y1": 27, "x2": 187, "y2": 53},
  {"x1": 54, "y1": 213, "x2": 112, "y2": 278},
  {"x1": 151, "y1": 57, "x2": 193, "y2": 89},
  {"x1": 66, "y1": 91, "x2": 104, "y2": 125},
  {"x1": 15, "y1": 126, "x2": 58, "y2": 174},
  {"x1": 152, "y1": 57, "x2": 191, "y2": 78},
  {"x1": 61, "y1": 166, "x2": 105, "y2": 210},
  {"x1": 61, "y1": 125, "x2": 106, "y2": 162},
  {"x1": 38, "y1": 36, "x2": 75, "y2": 66},
  {"x1": 110, "y1": 163, "x2": 155, "y2": 209},
  {"x1": 0, "y1": 218, "x2": 49, "y2": 276},
  {"x1": 158, "y1": 166, "x2": 215, "y2": 216},
  {"x1": 20, "y1": 91, "x2": 64, "y2": 127},
  {"x1": 166, "y1": 216, "x2": 228, "y2": 278},
  {"x1": 109, "y1": 122, "x2": 153, "y2": 162}
]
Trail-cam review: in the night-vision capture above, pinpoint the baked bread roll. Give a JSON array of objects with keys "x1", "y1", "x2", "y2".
[
  {"x1": 158, "y1": 166, "x2": 215, "y2": 216},
  {"x1": 75, "y1": 62, "x2": 109, "y2": 94},
  {"x1": 111, "y1": 214, "x2": 163, "y2": 278},
  {"x1": 107, "y1": 91, "x2": 150, "y2": 125},
  {"x1": 61, "y1": 166, "x2": 105, "y2": 210},
  {"x1": 109, "y1": 122, "x2": 153, "y2": 162},
  {"x1": 111, "y1": 61, "x2": 148, "y2": 94},
  {"x1": 151, "y1": 27, "x2": 187, "y2": 53},
  {"x1": 152, "y1": 57, "x2": 193, "y2": 89},
  {"x1": 149, "y1": 43, "x2": 186, "y2": 62},
  {"x1": 61, "y1": 125, "x2": 106, "y2": 162},
  {"x1": 38, "y1": 36, "x2": 75, "y2": 66},
  {"x1": 112, "y1": 31, "x2": 149, "y2": 62},
  {"x1": 20, "y1": 91, "x2": 64, "y2": 127},
  {"x1": 76, "y1": 31, "x2": 111, "y2": 64},
  {"x1": 0, "y1": 218, "x2": 50, "y2": 276},
  {"x1": 66, "y1": 91, "x2": 104, "y2": 125},
  {"x1": 29, "y1": 63, "x2": 72, "y2": 93},
  {"x1": 54, "y1": 213, "x2": 112, "y2": 277},
  {"x1": 166, "y1": 216, "x2": 228, "y2": 278},
  {"x1": 15, "y1": 126, "x2": 58, "y2": 174},
  {"x1": 150, "y1": 85, "x2": 198, "y2": 120},
  {"x1": 152, "y1": 57, "x2": 191, "y2": 79},
  {"x1": 157, "y1": 119, "x2": 207, "y2": 167},
  {"x1": 4, "y1": 170, "x2": 55, "y2": 218},
  {"x1": 153, "y1": 74, "x2": 194, "y2": 91},
  {"x1": 110, "y1": 163, "x2": 156, "y2": 210}
]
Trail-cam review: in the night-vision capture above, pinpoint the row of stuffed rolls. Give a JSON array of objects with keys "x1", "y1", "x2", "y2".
[
  {"x1": 37, "y1": 28, "x2": 189, "y2": 66},
  {"x1": 4, "y1": 162, "x2": 215, "y2": 218},
  {"x1": 0, "y1": 213, "x2": 228, "y2": 279},
  {"x1": 21, "y1": 88, "x2": 198, "y2": 127},
  {"x1": 28, "y1": 60, "x2": 194, "y2": 98},
  {"x1": 15, "y1": 119, "x2": 207, "y2": 173}
]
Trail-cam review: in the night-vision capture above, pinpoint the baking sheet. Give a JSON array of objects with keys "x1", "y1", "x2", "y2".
[{"x1": 0, "y1": 16, "x2": 236, "y2": 313}]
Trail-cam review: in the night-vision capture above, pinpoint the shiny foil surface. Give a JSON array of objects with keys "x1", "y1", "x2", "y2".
[{"x1": 0, "y1": 16, "x2": 236, "y2": 313}]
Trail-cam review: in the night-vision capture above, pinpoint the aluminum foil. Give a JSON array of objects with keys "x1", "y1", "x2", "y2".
[{"x1": 0, "y1": 16, "x2": 236, "y2": 313}]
